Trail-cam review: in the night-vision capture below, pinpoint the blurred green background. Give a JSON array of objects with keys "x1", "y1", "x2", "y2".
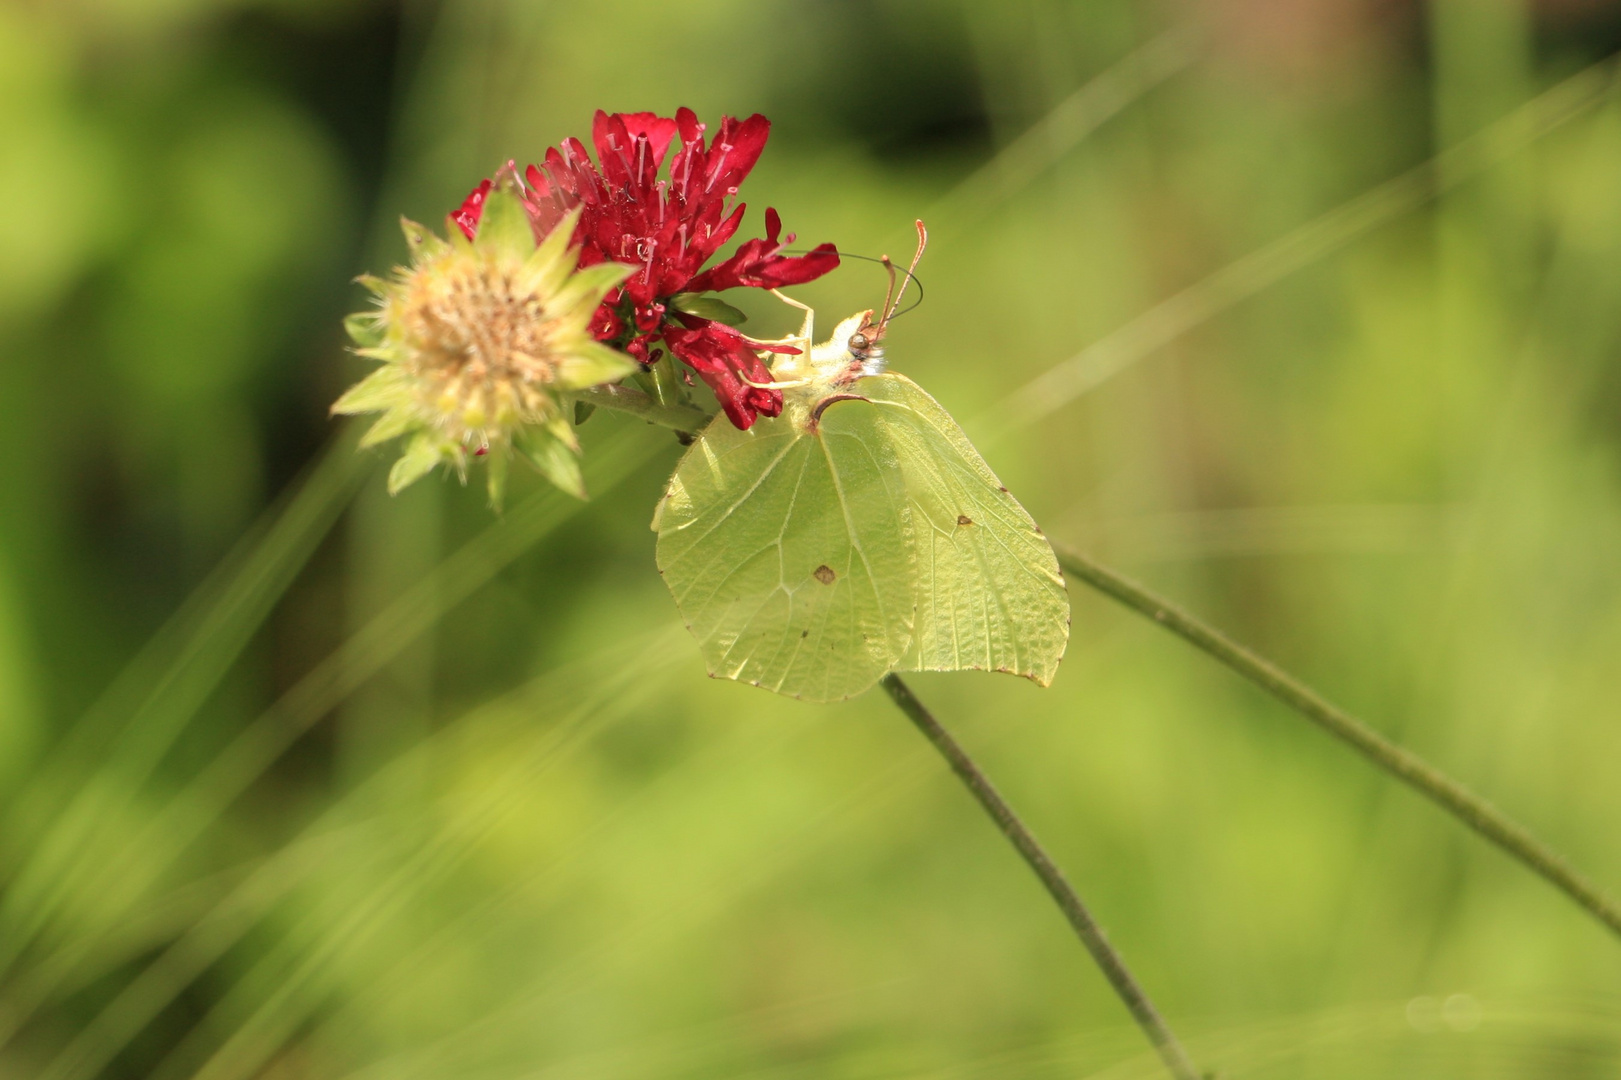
[{"x1": 4, "y1": 0, "x2": 1621, "y2": 1076}]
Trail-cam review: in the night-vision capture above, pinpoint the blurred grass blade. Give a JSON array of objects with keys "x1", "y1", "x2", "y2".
[
  {"x1": 1055, "y1": 543, "x2": 1621, "y2": 942},
  {"x1": 160, "y1": 646, "x2": 687, "y2": 1080},
  {"x1": 0, "y1": 428, "x2": 367, "y2": 984},
  {"x1": 28, "y1": 427, "x2": 364, "y2": 783},
  {"x1": 989, "y1": 53, "x2": 1621, "y2": 437},
  {"x1": 38, "y1": 631, "x2": 683, "y2": 1080},
  {"x1": 33, "y1": 823, "x2": 382, "y2": 1080},
  {"x1": 924, "y1": 25, "x2": 1201, "y2": 235},
  {"x1": 8, "y1": 428, "x2": 669, "y2": 1018}
]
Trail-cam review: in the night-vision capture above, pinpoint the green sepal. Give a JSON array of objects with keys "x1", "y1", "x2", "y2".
[
  {"x1": 332, "y1": 365, "x2": 409, "y2": 416},
  {"x1": 555, "y1": 340, "x2": 638, "y2": 390},
  {"x1": 574, "y1": 400, "x2": 596, "y2": 426},
  {"x1": 344, "y1": 311, "x2": 385, "y2": 348},
  {"x1": 358, "y1": 407, "x2": 417, "y2": 449},
  {"x1": 388, "y1": 433, "x2": 445, "y2": 494},
  {"x1": 527, "y1": 206, "x2": 585, "y2": 295},
  {"x1": 484, "y1": 446, "x2": 509, "y2": 509},
  {"x1": 473, "y1": 184, "x2": 535, "y2": 259},
  {"x1": 670, "y1": 293, "x2": 747, "y2": 326},
  {"x1": 400, "y1": 217, "x2": 449, "y2": 259},
  {"x1": 551, "y1": 261, "x2": 635, "y2": 321},
  {"x1": 518, "y1": 429, "x2": 586, "y2": 499},
  {"x1": 547, "y1": 415, "x2": 579, "y2": 453},
  {"x1": 354, "y1": 273, "x2": 389, "y2": 297}
]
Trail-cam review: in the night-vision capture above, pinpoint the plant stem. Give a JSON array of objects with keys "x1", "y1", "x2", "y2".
[
  {"x1": 566, "y1": 384, "x2": 711, "y2": 436},
  {"x1": 1054, "y1": 545, "x2": 1621, "y2": 941},
  {"x1": 879, "y1": 674, "x2": 1202, "y2": 1080}
]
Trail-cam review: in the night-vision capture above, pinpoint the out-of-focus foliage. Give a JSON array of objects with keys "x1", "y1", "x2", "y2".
[{"x1": 4, "y1": 0, "x2": 1621, "y2": 1077}]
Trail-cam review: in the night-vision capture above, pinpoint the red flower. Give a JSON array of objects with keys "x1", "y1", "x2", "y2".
[{"x1": 455, "y1": 109, "x2": 839, "y2": 429}]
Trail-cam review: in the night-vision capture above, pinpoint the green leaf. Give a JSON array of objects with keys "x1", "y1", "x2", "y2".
[
  {"x1": 653, "y1": 365, "x2": 1070, "y2": 701},
  {"x1": 669, "y1": 293, "x2": 748, "y2": 326},
  {"x1": 640, "y1": 354, "x2": 689, "y2": 409},
  {"x1": 519, "y1": 429, "x2": 586, "y2": 499},
  {"x1": 574, "y1": 400, "x2": 596, "y2": 426}
]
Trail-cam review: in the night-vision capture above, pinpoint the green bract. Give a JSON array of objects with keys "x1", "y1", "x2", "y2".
[
  {"x1": 653, "y1": 308, "x2": 1070, "y2": 701},
  {"x1": 333, "y1": 182, "x2": 636, "y2": 504}
]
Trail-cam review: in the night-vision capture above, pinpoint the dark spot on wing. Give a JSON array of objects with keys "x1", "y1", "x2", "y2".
[
  {"x1": 801, "y1": 629, "x2": 809, "y2": 638},
  {"x1": 814, "y1": 564, "x2": 837, "y2": 584},
  {"x1": 957, "y1": 514, "x2": 973, "y2": 526}
]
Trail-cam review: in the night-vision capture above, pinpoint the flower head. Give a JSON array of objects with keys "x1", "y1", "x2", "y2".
[
  {"x1": 334, "y1": 171, "x2": 636, "y2": 503},
  {"x1": 456, "y1": 109, "x2": 840, "y2": 430}
]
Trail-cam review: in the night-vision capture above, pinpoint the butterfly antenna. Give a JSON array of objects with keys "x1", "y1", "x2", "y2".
[
  {"x1": 778, "y1": 248, "x2": 927, "y2": 319},
  {"x1": 891, "y1": 221, "x2": 928, "y2": 318},
  {"x1": 878, "y1": 220, "x2": 929, "y2": 332},
  {"x1": 876, "y1": 255, "x2": 900, "y2": 333}
]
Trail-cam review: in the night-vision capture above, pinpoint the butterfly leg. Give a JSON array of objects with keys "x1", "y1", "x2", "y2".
[{"x1": 769, "y1": 288, "x2": 816, "y2": 347}]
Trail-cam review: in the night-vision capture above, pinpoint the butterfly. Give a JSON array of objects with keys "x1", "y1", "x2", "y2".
[{"x1": 652, "y1": 223, "x2": 1070, "y2": 702}]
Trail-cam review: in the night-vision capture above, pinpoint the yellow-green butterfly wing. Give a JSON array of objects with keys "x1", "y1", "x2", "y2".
[
  {"x1": 653, "y1": 400, "x2": 915, "y2": 702},
  {"x1": 859, "y1": 374, "x2": 1069, "y2": 685},
  {"x1": 654, "y1": 306, "x2": 1069, "y2": 701}
]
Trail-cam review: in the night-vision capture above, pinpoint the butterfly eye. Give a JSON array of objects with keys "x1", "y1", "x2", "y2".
[{"x1": 849, "y1": 332, "x2": 869, "y2": 352}]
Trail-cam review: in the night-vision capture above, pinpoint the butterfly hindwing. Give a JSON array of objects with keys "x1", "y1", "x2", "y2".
[
  {"x1": 654, "y1": 403, "x2": 915, "y2": 702},
  {"x1": 858, "y1": 373, "x2": 1070, "y2": 685}
]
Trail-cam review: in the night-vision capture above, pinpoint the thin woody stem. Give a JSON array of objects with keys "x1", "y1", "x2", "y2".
[
  {"x1": 1054, "y1": 544, "x2": 1621, "y2": 941},
  {"x1": 879, "y1": 674, "x2": 1202, "y2": 1080},
  {"x1": 566, "y1": 384, "x2": 711, "y2": 436}
]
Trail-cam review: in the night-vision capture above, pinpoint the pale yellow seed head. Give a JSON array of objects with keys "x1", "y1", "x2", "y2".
[
  {"x1": 334, "y1": 192, "x2": 636, "y2": 503},
  {"x1": 392, "y1": 254, "x2": 561, "y2": 444}
]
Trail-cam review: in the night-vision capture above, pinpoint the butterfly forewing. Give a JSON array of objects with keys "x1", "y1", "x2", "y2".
[
  {"x1": 860, "y1": 374, "x2": 1070, "y2": 685},
  {"x1": 655, "y1": 406, "x2": 915, "y2": 702}
]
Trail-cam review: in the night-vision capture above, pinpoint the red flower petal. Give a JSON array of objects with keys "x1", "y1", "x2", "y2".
[
  {"x1": 618, "y1": 111, "x2": 680, "y2": 164},
  {"x1": 664, "y1": 319, "x2": 784, "y2": 429},
  {"x1": 675, "y1": 106, "x2": 703, "y2": 146},
  {"x1": 450, "y1": 178, "x2": 492, "y2": 240},
  {"x1": 521, "y1": 162, "x2": 578, "y2": 238},
  {"x1": 703, "y1": 114, "x2": 769, "y2": 198},
  {"x1": 686, "y1": 204, "x2": 839, "y2": 293}
]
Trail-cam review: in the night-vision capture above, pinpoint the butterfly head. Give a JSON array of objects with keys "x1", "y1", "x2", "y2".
[
  {"x1": 846, "y1": 325, "x2": 887, "y2": 376},
  {"x1": 834, "y1": 220, "x2": 929, "y2": 381},
  {"x1": 846, "y1": 322, "x2": 887, "y2": 376}
]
